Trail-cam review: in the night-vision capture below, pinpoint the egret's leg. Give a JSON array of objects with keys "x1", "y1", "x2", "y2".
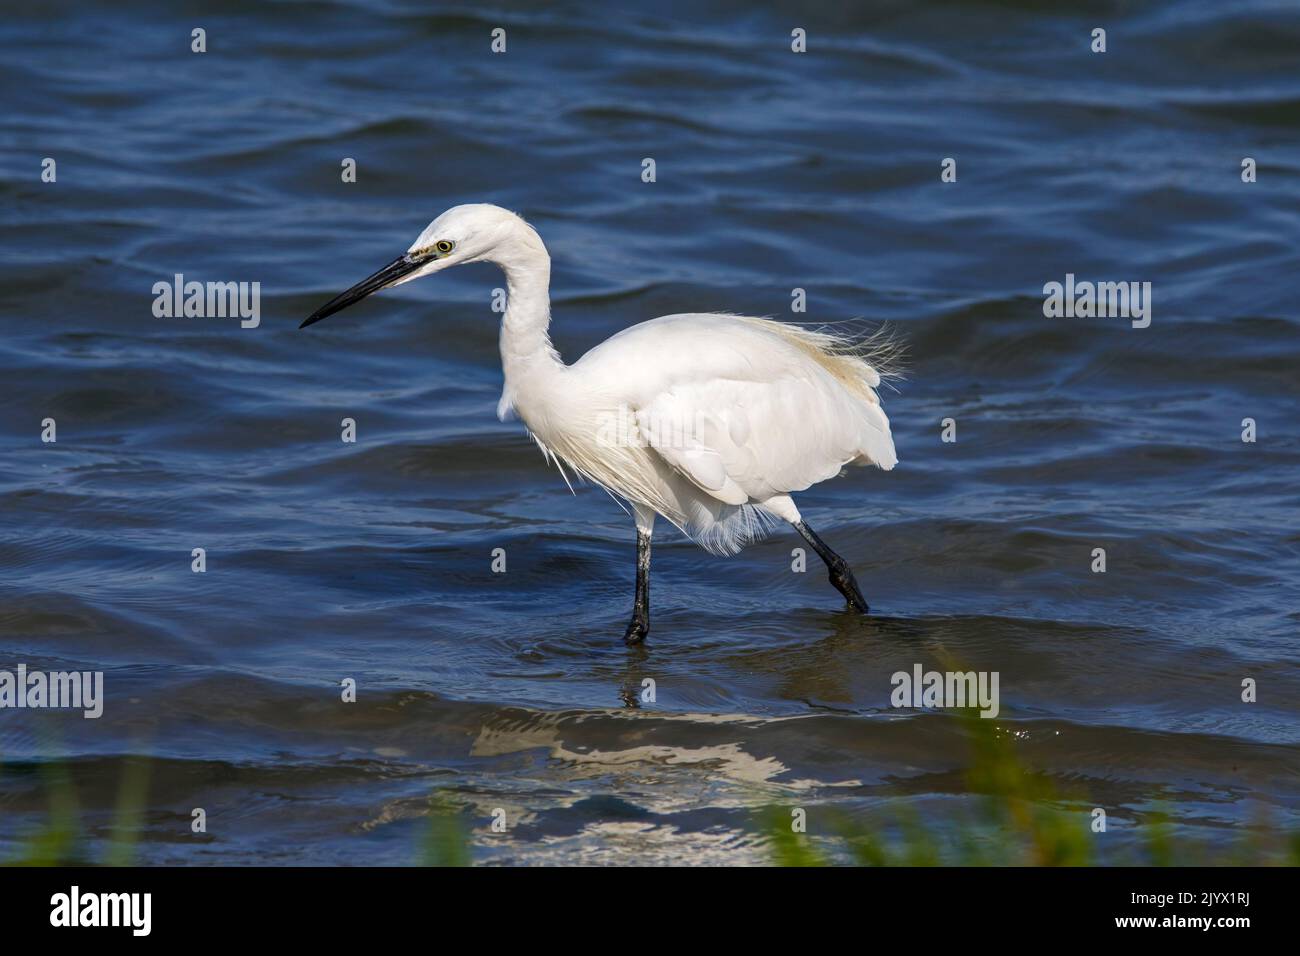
[
  {"x1": 762, "y1": 494, "x2": 869, "y2": 614},
  {"x1": 623, "y1": 506, "x2": 655, "y2": 645},
  {"x1": 794, "y1": 520, "x2": 869, "y2": 613}
]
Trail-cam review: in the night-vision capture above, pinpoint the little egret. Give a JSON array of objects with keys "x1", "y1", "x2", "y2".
[{"x1": 302, "y1": 204, "x2": 899, "y2": 644}]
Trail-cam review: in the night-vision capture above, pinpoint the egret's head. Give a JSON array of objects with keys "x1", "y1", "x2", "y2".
[{"x1": 300, "y1": 203, "x2": 543, "y2": 329}]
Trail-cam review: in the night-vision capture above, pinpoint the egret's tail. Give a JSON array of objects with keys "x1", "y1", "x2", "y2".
[
  {"x1": 735, "y1": 317, "x2": 906, "y2": 398},
  {"x1": 734, "y1": 317, "x2": 902, "y2": 474}
]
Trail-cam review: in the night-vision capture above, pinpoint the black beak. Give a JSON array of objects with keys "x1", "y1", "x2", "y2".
[{"x1": 299, "y1": 252, "x2": 430, "y2": 329}]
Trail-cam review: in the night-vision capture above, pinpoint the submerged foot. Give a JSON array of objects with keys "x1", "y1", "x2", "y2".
[
  {"x1": 623, "y1": 613, "x2": 649, "y2": 645},
  {"x1": 829, "y1": 560, "x2": 869, "y2": 614}
]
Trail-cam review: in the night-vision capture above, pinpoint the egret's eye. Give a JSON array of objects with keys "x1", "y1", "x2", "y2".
[{"x1": 435, "y1": 240, "x2": 454, "y2": 255}]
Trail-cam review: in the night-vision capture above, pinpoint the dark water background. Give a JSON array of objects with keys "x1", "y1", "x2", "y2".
[{"x1": 1, "y1": 0, "x2": 1297, "y2": 864}]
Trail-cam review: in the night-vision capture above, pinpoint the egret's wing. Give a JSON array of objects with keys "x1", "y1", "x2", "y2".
[
  {"x1": 637, "y1": 371, "x2": 894, "y2": 505},
  {"x1": 635, "y1": 391, "x2": 749, "y2": 505}
]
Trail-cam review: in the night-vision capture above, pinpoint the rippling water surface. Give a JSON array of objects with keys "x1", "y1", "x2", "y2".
[{"x1": 1, "y1": 0, "x2": 1298, "y2": 864}]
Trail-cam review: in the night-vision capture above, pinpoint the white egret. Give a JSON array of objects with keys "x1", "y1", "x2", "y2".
[{"x1": 302, "y1": 204, "x2": 899, "y2": 644}]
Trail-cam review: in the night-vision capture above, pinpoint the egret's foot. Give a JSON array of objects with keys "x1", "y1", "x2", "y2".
[
  {"x1": 829, "y1": 559, "x2": 869, "y2": 614},
  {"x1": 793, "y1": 519, "x2": 869, "y2": 615},
  {"x1": 623, "y1": 613, "x2": 649, "y2": 645}
]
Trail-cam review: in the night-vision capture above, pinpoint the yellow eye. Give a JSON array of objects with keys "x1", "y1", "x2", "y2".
[{"x1": 435, "y1": 240, "x2": 454, "y2": 255}]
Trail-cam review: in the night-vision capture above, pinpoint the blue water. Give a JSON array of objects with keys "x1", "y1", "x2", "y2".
[{"x1": 1, "y1": 0, "x2": 1297, "y2": 864}]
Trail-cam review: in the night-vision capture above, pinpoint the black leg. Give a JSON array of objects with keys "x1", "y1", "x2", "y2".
[
  {"x1": 623, "y1": 527, "x2": 651, "y2": 644},
  {"x1": 794, "y1": 520, "x2": 869, "y2": 614}
]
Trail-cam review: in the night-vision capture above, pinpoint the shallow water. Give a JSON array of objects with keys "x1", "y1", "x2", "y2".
[{"x1": 1, "y1": 0, "x2": 1297, "y2": 864}]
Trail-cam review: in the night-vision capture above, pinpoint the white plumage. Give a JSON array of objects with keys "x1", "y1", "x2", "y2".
[
  {"x1": 525, "y1": 312, "x2": 898, "y2": 555},
  {"x1": 302, "y1": 203, "x2": 900, "y2": 641}
]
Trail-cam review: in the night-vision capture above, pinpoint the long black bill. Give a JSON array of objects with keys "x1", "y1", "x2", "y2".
[{"x1": 299, "y1": 252, "x2": 429, "y2": 329}]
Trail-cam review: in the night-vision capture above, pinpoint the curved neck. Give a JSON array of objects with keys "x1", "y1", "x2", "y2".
[
  {"x1": 494, "y1": 240, "x2": 563, "y2": 422},
  {"x1": 500, "y1": 255, "x2": 556, "y2": 367}
]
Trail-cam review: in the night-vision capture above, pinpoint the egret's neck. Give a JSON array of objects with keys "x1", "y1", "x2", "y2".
[{"x1": 496, "y1": 241, "x2": 563, "y2": 418}]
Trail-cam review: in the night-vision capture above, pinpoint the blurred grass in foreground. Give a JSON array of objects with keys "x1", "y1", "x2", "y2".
[
  {"x1": 420, "y1": 794, "x2": 471, "y2": 867},
  {"x1": 758, "y1": 709, "x2": 1299, "y2": 867},
  {"x1": 2, "y1": 751, "x2": 151, "y2": 867}
]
